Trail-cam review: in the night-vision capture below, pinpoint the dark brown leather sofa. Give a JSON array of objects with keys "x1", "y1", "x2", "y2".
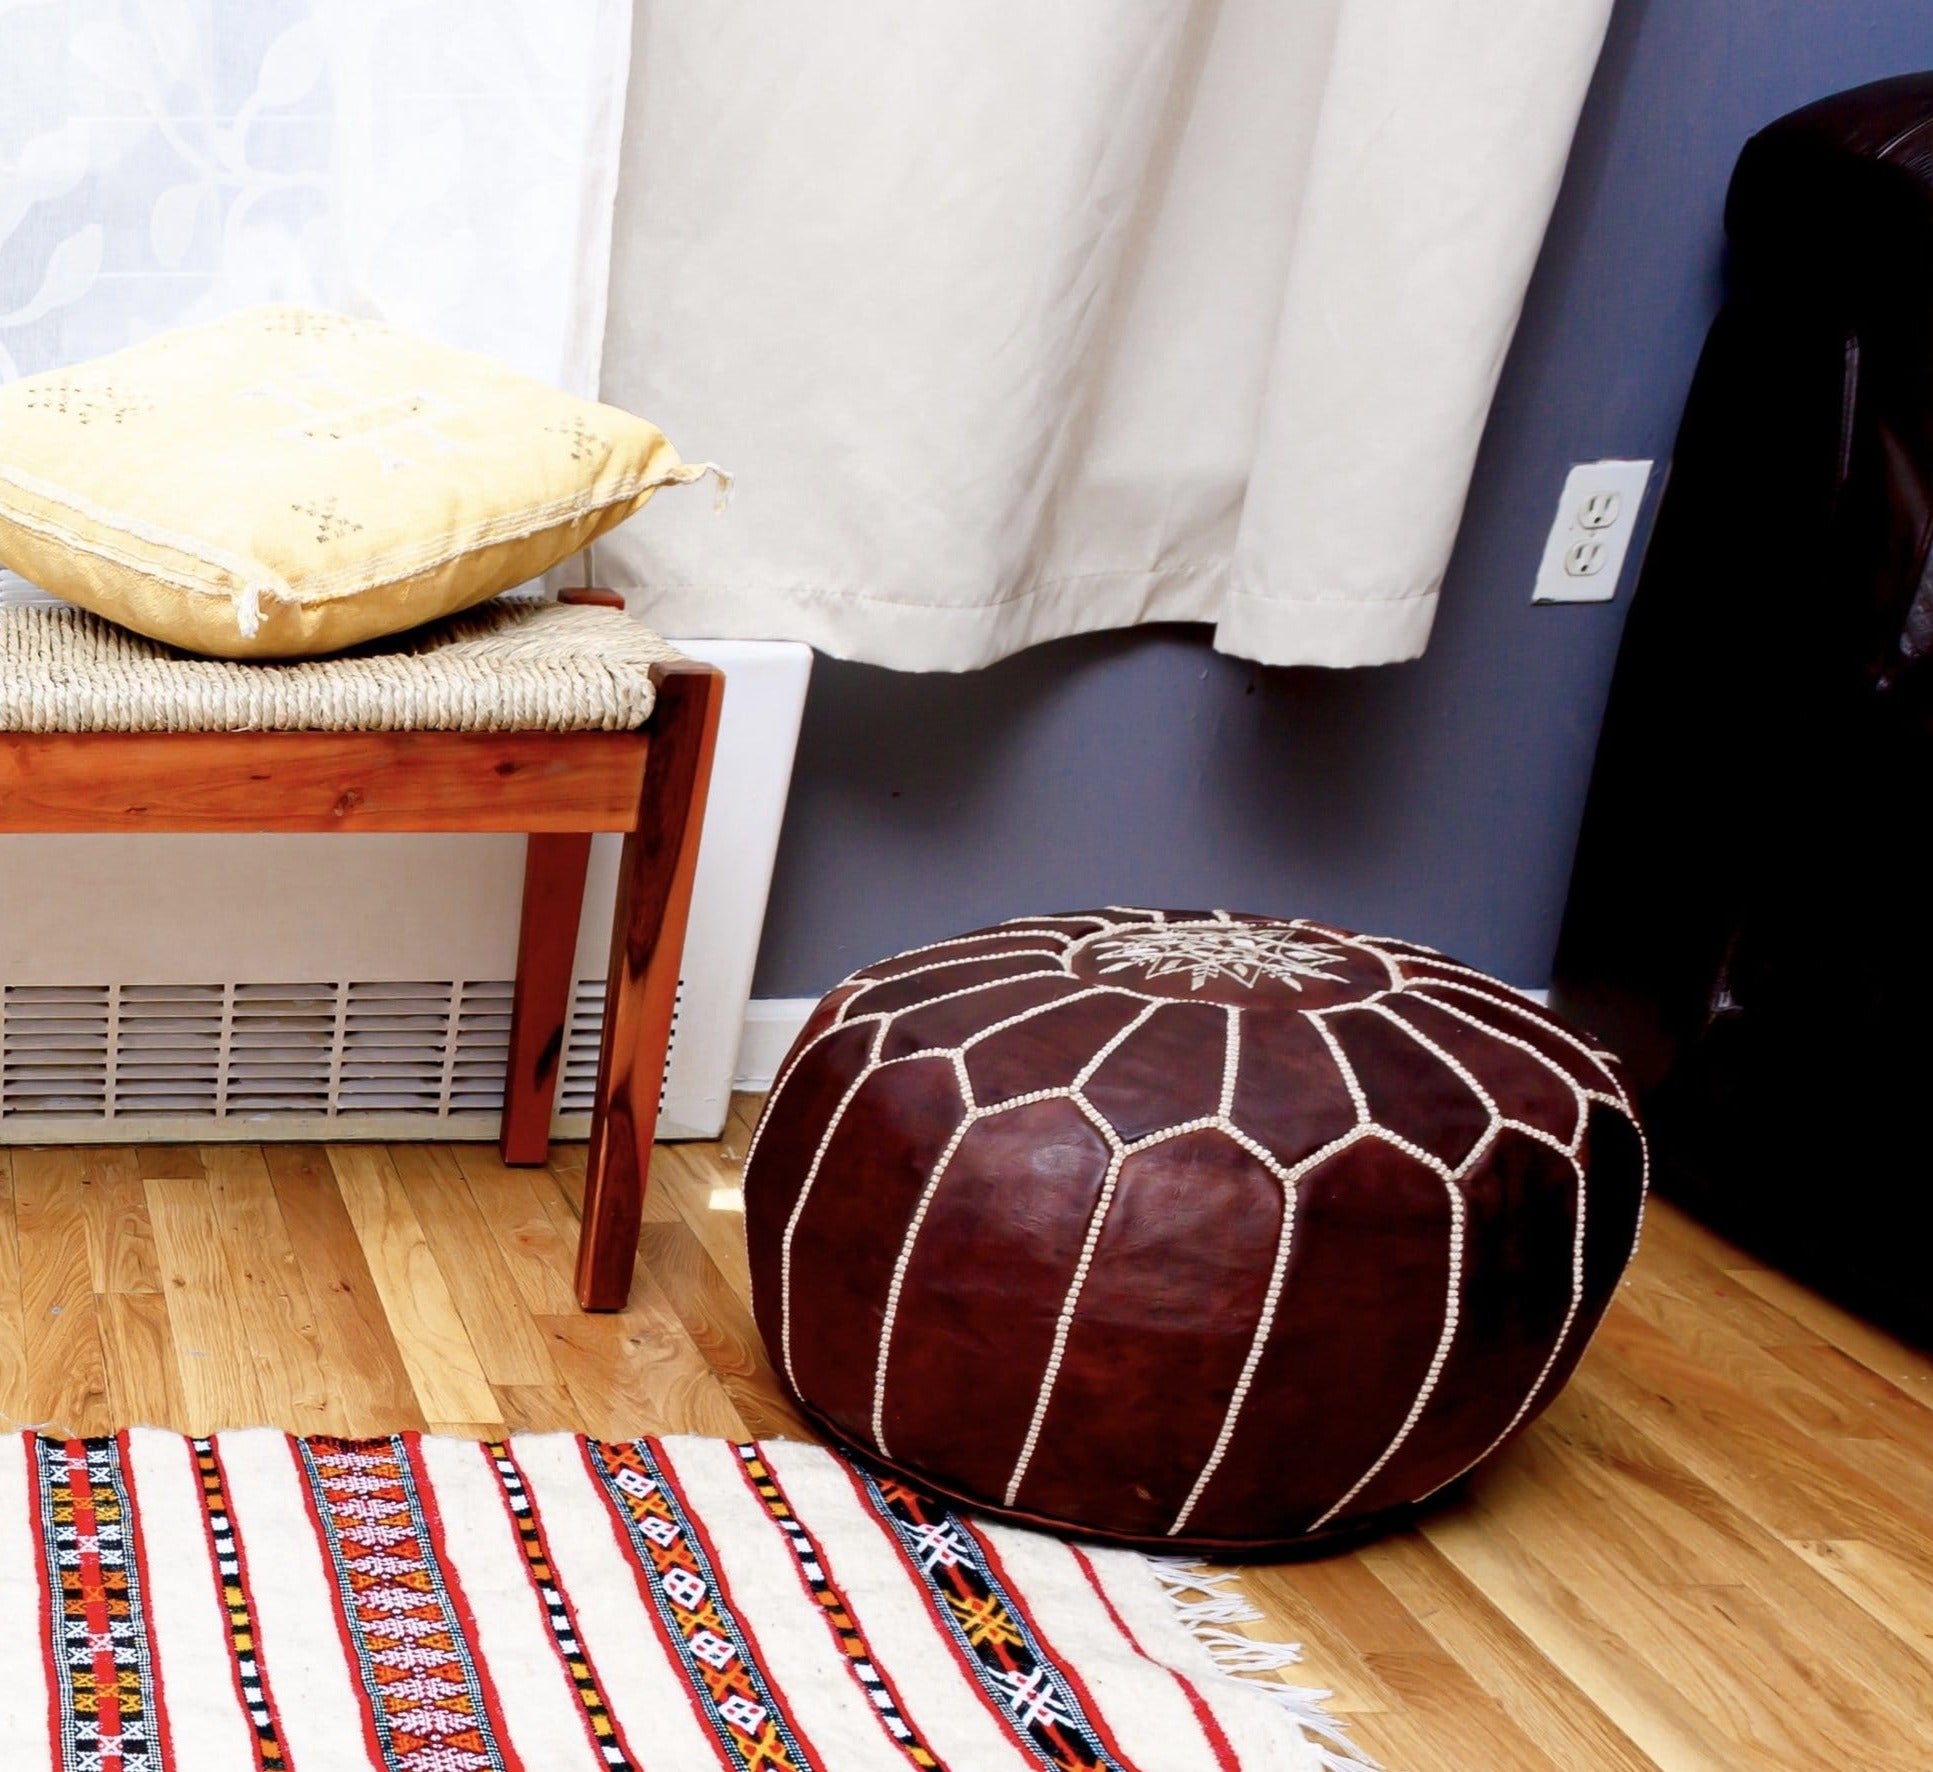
[{"x1": 1554, "y1": 73, "x2": 1933, "y2": 1345}]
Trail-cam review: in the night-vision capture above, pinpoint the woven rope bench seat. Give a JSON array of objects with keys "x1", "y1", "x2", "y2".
[{"x1": 0, "y1": 597, "x2": 687, "y2": 733}]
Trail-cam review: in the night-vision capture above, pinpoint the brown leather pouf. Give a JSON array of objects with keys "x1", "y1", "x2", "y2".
[{"x1": 745, "y1": 910, "x2": 1646, "y2": 1552}]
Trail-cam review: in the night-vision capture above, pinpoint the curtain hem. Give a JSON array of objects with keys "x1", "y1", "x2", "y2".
[
  {"x1": 1212, "y1": 584, "x2": 1436, "y2": 669},
  {"x1": 617, "y1": 565, "x2": 1437, "y2": 672}
]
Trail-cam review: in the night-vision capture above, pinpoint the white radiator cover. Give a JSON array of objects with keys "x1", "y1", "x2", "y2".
[{"x1": 0, "y1": 636, "x2": 811, "y2": 1144}]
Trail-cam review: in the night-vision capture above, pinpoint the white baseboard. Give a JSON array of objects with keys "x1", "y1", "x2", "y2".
[
  {"x1": 734, "y1": 997, "x2": 820, "y2": 1091},
  {"x1": 733, "y1": 982, "x2": 1553, "y2": 1097}
]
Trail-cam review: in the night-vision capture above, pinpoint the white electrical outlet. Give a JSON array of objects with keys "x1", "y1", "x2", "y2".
[{"x1": 1532, "y1": 459, "x2": 1653, "y2": 604}]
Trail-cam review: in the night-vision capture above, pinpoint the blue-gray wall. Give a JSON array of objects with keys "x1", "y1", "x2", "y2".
[{"x1": 752, "y1": 0, "x2": 1933, "y2": 998}]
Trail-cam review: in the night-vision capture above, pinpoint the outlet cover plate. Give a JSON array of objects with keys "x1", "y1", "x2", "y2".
[{"x1": 1532, "y1": 459, "x2": 1653, "y2": 604}]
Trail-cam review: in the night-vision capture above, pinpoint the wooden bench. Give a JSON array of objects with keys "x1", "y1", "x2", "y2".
[{"x1": 0, "y1": 595, "x2": 722, "y2": 1310}]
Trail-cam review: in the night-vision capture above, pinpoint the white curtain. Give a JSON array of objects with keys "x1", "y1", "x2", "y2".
[
  {"x1": 5, "y1": 1, "x2": 1614, "y2": 670},
  {"x1": 0, "y1": 0, "x2": 630, "y2": 411},
  {"x1": 598, "y1": 1, "x2": 1615, "y2": 671}
]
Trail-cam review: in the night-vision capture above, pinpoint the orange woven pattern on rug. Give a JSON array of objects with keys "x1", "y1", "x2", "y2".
[{"x1": 0, "y1": 1430, "x2": 1331, "y2": 1771}]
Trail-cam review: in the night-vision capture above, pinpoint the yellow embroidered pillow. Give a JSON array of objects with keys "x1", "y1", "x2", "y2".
[{"x1": 0, "y1": 306, "x2": 718, "y2": 658}]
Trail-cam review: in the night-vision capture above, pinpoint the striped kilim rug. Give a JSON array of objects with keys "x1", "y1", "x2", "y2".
[{"x1": 0, "y1": 1431, "x2": 1355, "y2": 1772}]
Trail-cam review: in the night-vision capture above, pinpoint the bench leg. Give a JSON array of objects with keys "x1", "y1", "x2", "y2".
[
  {"x1": 501, "y1": 831, "x2": 594, "y2": 1165},
  {"x1": 576, "y1": 662, "x2": 724, "y2": 1310}
]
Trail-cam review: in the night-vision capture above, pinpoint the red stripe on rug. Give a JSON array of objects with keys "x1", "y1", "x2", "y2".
[
  {"x1": 282, "y1": 1433, "x2": 401, "y2": 1772},
  {"x1": 650, "y1": 1440, "x2": 830, "y2": 1772},
  {"x1": 833, "y1": 1455, "x2": 1124, "y2": 1772},
  {"x1": 1068, "y1": 1545, "x2": 1240, "y2": 1772},
  {"x1": 32, "y1": 1437, "x2": 62, "y2": 1772},
  {"x1": 966, "y1": 1520, "x2": 1144, "y2": 1772},
  {"x1": 400, "y1": 1434, "x2": 530, "y2": 1772},
  {"x1": 733, "y1": 1442, "x2": 945, "y2": 1771},
  {"x1": 63, "y1": 1448, "x2": 122, "y2": 1767},
  {"x1": 482, "y1": 1439, "x2": 644, "y2": 1772},
  {"x1": 115, "y1": 1433, "x2": 179, "y2": 1772},
  {"x1": 576, "y1": 1437, "x2": 736, "y2": 1771}
]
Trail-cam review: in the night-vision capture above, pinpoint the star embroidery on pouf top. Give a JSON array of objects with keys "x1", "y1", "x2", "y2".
[{"x1": 1086, "y1": 923, "x2": 1349, "y2": 992}]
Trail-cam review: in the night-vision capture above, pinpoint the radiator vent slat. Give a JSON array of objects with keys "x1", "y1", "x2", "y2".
[
  {"x1": 556, "y1": 980, "x2": 608, "y2": 1118},
  {"x1": 0, "y1": 976, "x2": 674, "y2": 1132},
  {"x1": 2, "y1": 985, "x2": 110, "y2": 1116},
  {"x1": 116, "y1": 982, "x2": 223, "y2": 1115},
  {"x1": 337, "y1": 977, "x2": 450, "y2": 1114}
]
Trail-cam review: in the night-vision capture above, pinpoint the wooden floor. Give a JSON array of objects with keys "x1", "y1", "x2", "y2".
[{"x1": 3, "y1": 1097, "x2": 1930, "y2": 1771}]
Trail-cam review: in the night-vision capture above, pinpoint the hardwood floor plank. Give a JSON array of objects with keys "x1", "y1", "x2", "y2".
[
  {"x1": 1359, "y1": 1649, "x2": 1567, "y2": 1772},
  {"x1": 0, "y1": 1151, "x2": 28, "y2": 1425},
  {"x1": 328, "y1": 1144, "x2": 496, "y2": 1427},
  {"x1": 493, "y1": 1382, "x2": 586, "y2": 1435},
  {"x1": 391, "y1": 1144, "x2": 561, "y2": 1388},
  {"x1": 540, "y1": 1143, "x2": 682, "y2": 1230},
  {"x1": 1586, "y1": 1304, "x2": 1932, "y2": 1560},
  {"x1": 1551, "y1": 1385, "x2": 1929, "y2": 1738},
  {"x1": 1424, "y1": 1491, "x2": 1760, "y2": 1772},
  {"x1": 724, "y1": 1090, "x2": 763, "y2": 1155},
  {"x1": 651, "y1": 1142, "x2": 753, "y2": 1294},
  {"x1": 1618, "y1": 1259, "x2": 1933, "y2": 1550},
  {"x1": 1653, "y1": 1577, "x2": 1933, "y2": 1764},
  {"x1": 9, "y1": 1148, "x2": 111, "y2": 1435},
  {"x1": 145, "y1": 1174, "x2": 269, "y2": 1434},
  {"x1": 203, "y1": 1145, "x2": 334, "y2": 1432},
  {"x1": 261, "y1": 1145, "x2": 423, "y2": 1436},
  {"x1": 547, "y1": 1156, "x2": 586, "y2": 1218},
  {"x1": 1621, "y1": 1251, "x2": 1905, "y2": 1453},
  {"x1": 1788, "y1": 1537, "x2": 1933, "y2": 1670},
  {"x1": 1440, "y1": 1376, "x2": 1933, "y2": 1767},
  {"x1": 449, "y1": 1145, "x2": 585, "y2": 1318},
  {"x1": 1770, "y1": 1340, "x2": 1933, "y2": 1454},
  {"x1": 98, "y1": 1291, "x2": 189, "y2": 1428},
  {"x1": 77, "y1": 1146, "x2": 162, "y2": 1295},
  {"x1": 1236, "y1": 1557, "x2": 1412, "y2": 1718},
  {"x1": 1360, "y1": 1533, "x2": 1658, "y2": 1771},
  {"x1": 135, "y1": 1145, "x2": 206, "y2": 1182},
  {"x1": 638, "y1": 1218, "x2": 808, "y2": 1441},
  {"x1": 1712, "y1": 1251, "x2": 1933, "y2": 1402},
  {"x1": 537, "y1": 1279, "x2": 748, "y2": 1443}
]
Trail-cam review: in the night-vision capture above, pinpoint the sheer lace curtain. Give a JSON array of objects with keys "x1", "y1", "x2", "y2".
[{"x1": 0, "y1": 0, "x2": 633, "y2": 603}]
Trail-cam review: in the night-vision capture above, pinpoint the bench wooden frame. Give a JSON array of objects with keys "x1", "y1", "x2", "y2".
[{"x1": 0, "y1": 652, "x2": 723, "y2": 1313}]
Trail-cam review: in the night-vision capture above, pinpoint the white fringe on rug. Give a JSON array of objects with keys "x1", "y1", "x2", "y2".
[{"x1": 1151, "y1": 1559, "x2": 1380, "y2": 1772}]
